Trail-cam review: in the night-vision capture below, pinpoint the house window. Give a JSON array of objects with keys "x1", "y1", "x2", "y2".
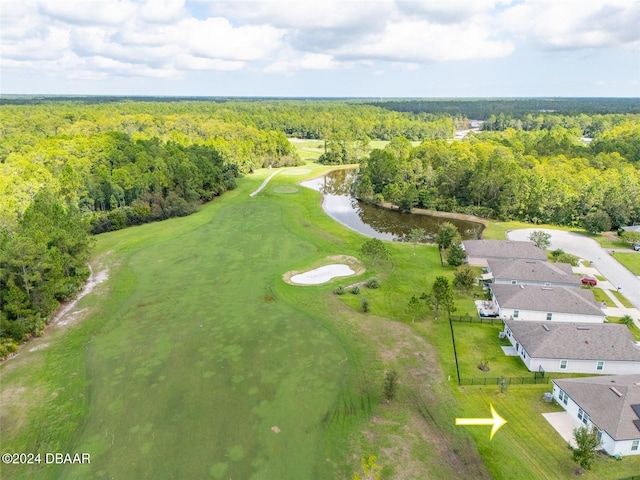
[
  {"x1": 596, "y1": 361, "x2": 604, "y2": 371},
  {"x1": 632, "y1": 440, "x2": 639, "y2": 451},
  {"x1": 558, "y1": 390, "x2": 568, "y2": 405},
  {"x1": 546, "y1": 312, "x2": 553, "y2": 321},
  {"x1": 514, "y1": 310, "x2": 519, "y2": 319},
  {"x1": 560, "y1": 360, "x2": 568, "y2": 369},
  {"x1": 597, "y1": 430, "x2": 603, "y2": 442},
  {"x1": 578, "y1": 408, "x2": 589, "y2": 425}
]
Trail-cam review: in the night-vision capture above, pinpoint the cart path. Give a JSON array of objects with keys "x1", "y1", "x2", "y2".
[{"x1": 249, "y1": 170, "x2": 280, "y2": 197}]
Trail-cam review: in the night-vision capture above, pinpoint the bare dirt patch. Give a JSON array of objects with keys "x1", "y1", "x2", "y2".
[
  {"x1": 2, "y1": 257, "x2": 111, "y2": 364},
  {"x1": 282, "y1": 255, "x2": 365, "y2": 285},
  {"x1": 52, "y1": 268, "x2": 109, "y2": 327}
]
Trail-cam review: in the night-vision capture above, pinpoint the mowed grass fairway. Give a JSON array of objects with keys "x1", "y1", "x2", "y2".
[
  {"x1": 3, "y1": 164, "x2": 640, "y2": 480},
  {"x1": 1, "y1": 166, "x2": 376, "y2": 479}
]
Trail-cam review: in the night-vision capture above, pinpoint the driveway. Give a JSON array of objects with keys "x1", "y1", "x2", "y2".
[{"x1": 506, "y1": 229, "x2": 640, "y2": 311}]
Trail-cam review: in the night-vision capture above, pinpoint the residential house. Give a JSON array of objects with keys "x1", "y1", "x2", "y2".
[
  {"x1": 490, "y1": 284, "x2": 605, "y2": 323},
  {"x1": 552, "y1": 375, "x2": 640, "y2": 457},
  {"x1": 503, "y1": 320, "x2": 640, "y2": 374},
  {"x1": 487, "y1": 259, "x2": 581, "y2": 288},
  {"x1": 462, "y1": 240, "x2": 547, "y2": 267}
]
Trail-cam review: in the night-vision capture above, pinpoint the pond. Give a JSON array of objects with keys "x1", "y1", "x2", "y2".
[{"x1": 300, "y1": 169, "x2": 483, "y2": 243}]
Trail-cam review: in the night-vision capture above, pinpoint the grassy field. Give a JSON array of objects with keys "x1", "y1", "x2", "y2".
[
  {"x1": 2, "y1": 164, "x2": 639, "y2": 480},
  {"x1": 1, "y1": 166, "x2": 377, "y2": 479},
  {"x1": 613, "y1": 252, "x2": 640, "y2": 275}
]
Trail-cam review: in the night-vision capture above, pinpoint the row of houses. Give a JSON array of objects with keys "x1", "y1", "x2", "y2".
[{"x1": 462, "y1": 239, "x2": 640, "y2": 457}]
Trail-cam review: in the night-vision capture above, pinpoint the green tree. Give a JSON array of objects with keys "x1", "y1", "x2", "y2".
[
  {"x1": 446, "y1": 241, "x2": 466, "y2": 266},
  {"x1": 582, "y1": 210, "x2": 612, "y2": 234},
  {"x1": 431, "y1": 276, "x2": 456, "y2": 319},
  {"x1": 570, "y1": 426, "x2": 600, "y2": 472},
  {"x1": 453, "y1": 265, "x2": 476, "y2": 291},
  {"x1": 435, "y1": 222, "x2": 459, "y2": 250},
  {"x1": 620, "y1": 230, "x2": 640, "y2": 247},
  {"x1": 407, "y1": 228, "x2": 426, "y2": 256},
  {"x1": 406, "y1": 294, "x2": 423, "y2": 322},
  {"x1": 361, "y1": 238, "x2": 390, "y2": 266},
  {"x1": 528, "y1": 230, "x2": 551, "y2": 250},
  {"x1": 383, "y1": 370, "x2": 399, "y2": 402}
]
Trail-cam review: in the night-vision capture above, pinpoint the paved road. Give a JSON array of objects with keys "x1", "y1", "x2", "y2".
[{"x1": 506, "y1": 228, "x2": 640, "y2": 311}]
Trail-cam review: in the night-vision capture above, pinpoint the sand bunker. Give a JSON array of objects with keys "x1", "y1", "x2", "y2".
[
  {"x1": 284, "y1": 255, "x2": 365, "y2": 286},
  {"x1": 290, "y1": 264, "x2": 355, "y2": 285}
]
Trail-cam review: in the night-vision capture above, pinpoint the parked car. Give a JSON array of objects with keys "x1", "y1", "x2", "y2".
[
  {"x1": 634, "y1": 244, "x2": 640, "y2": 251},
  {"x1": 581, "y1": 276, "x2": 597, "y2": 286}
]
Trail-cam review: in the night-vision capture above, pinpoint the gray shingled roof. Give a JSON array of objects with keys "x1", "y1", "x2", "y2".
[
  {"x1": 463, "y1": 240, "x2": 547, "y2": 260},
  {"x1": 491, "y1": 284, "x2": 604, "y2": 317},
  {"x1": 505, "y1": 320, "x2": 640, "y2": 361},
  {"x1": 553, "y1": 375, "x2": 640, "y2": 441},
  {"x1": 488, "y1": 259, "x2": 581, "y2": 286}
]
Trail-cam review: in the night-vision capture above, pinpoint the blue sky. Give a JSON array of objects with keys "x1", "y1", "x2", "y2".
[{"x1": 1, "y1": 0, "x2": 639, "y2": 97}]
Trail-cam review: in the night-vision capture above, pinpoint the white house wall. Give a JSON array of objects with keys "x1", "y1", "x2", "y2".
[
  {"x1": 552, "y1": 384, "x2": 640, "y2": 457},
  {"x1": 525, "y1": 358, "x2": 640, "y2": 375},
  {"x1": 498, "y1": 306, "x2": 604, "y2": 323},
  {"x1": 502, "y1": 325, "x2": 639, "y2": 374}
]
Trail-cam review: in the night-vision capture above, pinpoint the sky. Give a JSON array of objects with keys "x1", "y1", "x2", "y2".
[{"x1": 1, "y1": 0, "x2": 639, "y2": 97}]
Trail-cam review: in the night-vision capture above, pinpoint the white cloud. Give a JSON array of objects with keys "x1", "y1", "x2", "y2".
[
  {"x1": 0, "y1": 1, "x2": 284, "y2": 79},
  {"x1": 266, "y1": 53, "x2": 343, "y2": 73},
  {"x1": 499, "y1": 0, "x2": 640, "y2": 50},
  {"x1": 332, "y1": 19, "x2": 514, "y2": 62},
  {"x1": 209, "y1": 0, "x2": 392, "y2": 30},
  {"x1": 139, "y1": 0, "x2": 186, "y2": 23},
  {"x1": 396, "y1": 0, "x2": 514, "y2": 23},
  {"x1": 36, "y1": 0, "x2": 137, "y2": 26},
  {"x1": 170, "y1": 17, "x2": 283, "y2": 61},
  {"x1": 0, "y1": 0, "x2": 637, "y2": 89}
]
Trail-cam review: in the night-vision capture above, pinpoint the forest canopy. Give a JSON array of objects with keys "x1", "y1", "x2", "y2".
[
  {"x1": 1, "y1": 97, "x2": 639, "y2": 355},
  {"x1": 354, "y1": 124, "x2": 640, "y2": 227}
]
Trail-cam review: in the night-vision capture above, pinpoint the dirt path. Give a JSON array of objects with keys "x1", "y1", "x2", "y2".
[
  {"x1": 51, "y1": 265, "x2": 109, "y2": 327},
  {"x1": 2, "y1": 262, "x2": 109, "y2": 363}
]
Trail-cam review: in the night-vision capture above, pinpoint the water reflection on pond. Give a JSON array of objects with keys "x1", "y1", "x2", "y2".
[{"x1": 300, "y1": 169, "x2": 483, "y2": 242}]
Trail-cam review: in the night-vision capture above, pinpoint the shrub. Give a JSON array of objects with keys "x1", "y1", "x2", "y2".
[
  {"x1": 556, "y1": 252, "x2": 579, "y2": 266},
  {"x1": 383, "y1": 370, "x2": 399, "y2": 402},
  {"x1": 366, "y1": 278, "x2": 380, "y2": 289},
  {"x1": 351, "y1": 286, "x2": 361, "y2": 295},
  {"x1": 334, "y1": 286, "x2": 345, "y2": 295},
  {"x1": 361, "y1": 298, "x2": 370, "y2": 313}
]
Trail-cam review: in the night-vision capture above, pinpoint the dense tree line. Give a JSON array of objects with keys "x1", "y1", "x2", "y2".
[
  {"x1": 0, "y1": 191, "x2": 92, "y2": 355},
  {"x1": 0, "y1": 132, "x2": 241, "y2": 353},
  {"x1": 354, "y1": 126, "x2": 640, "y2": 228},
  {"x1": 370, "y1": 98, "x2": 640, "y2": 119}
]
